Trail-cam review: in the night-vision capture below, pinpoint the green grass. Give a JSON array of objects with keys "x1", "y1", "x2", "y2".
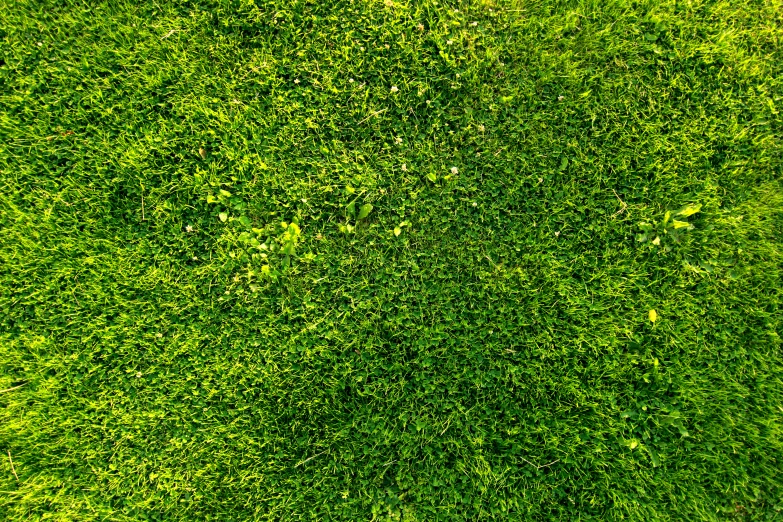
[{"x1": 1, "y1": 0, "x2": 782, "y2": 519}]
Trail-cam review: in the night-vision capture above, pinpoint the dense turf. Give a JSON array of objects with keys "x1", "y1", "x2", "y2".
[{"x1": 1, "y1": 0, "x2": 782, "y2": 519}]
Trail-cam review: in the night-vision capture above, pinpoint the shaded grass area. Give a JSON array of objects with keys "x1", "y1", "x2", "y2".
[{"x1": 1, "y1": 0, "x2": 782, "y2": 519}]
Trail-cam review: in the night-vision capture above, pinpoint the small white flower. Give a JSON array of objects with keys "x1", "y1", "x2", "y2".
[
  {"x1": 447, "y1": 39, "x2": 453, "y2": 45},
  {"x1": 360, "y1": 46, "x2": 365, "y2": 51},
  {"x1": 395, "y1": 137, "x2": 403, "y2": 144},
  {"x1": 558, "y1": 95, "x2": 565, "y2": 101},
  {"x1": 385, "y1": 44, "x2": 390, "y2": 49},
  {"x1": 417, "y1": 23, "x2": 425, "y2": 31},
  {"x1": 538, "y1": 177, "x2": 544, "y2": 183},
  {"x1": 156, "y1": 332, "x2": 163, "y2": 338},
  {"x1": 185, "y1": 225, "x2": 194, "y2": 233},
  {"x1": 472, "y1": 201, "x2": 477, "y2": 207},
  {"x1": 478, "y1": 124, "x2": 485, "y2": 132},
  {"x1": 555, "y1": 231, "x2": 560, "y2": 237},
  {"x1": 391, "y1": 85, "x2": 398, "y2": 92},
  {"x1": 349, "y1": 78, "x2": 354, "y2": 83},
  {"x1": 401, "y1": 164, "x2": 407, "y2": 171},
  {"x1": 450, "y1": 166, "x2": 459, "y2": 175},
  {"x1": 294, "y1": 78, "x2": 300, "y2": 84},
  {"x1": 136, "y1": 372, "x2": 142, "y2": 378},
  {"x1": 37, "y1": 42, "x2": 43, "y2": 47},
  {"x1": 471, "y1": 21, "x2": 478, "y2": 26},
  {"x1": 192, "y1": 256, "x2": 198, "y2": 261}
]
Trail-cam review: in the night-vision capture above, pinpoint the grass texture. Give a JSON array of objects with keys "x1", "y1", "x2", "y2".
[{"x1": 1, "y1": 0, "x2": 782, "y2": 519}]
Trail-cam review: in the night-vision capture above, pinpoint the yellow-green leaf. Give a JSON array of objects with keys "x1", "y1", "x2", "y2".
[
  {"x1": 648, "y1": 309, "x2": 658, "y2": 323},
  {"x1": 358, "y1": 203, "x2": 373, "y2": 220},
  {"x1": 394, "y1": 227, "x2": 401, "y2": 236},
  {"x1": 675, "y1": 204, "x2": 701, "y2": 218},
  {"x1": 672, "y1": 220, "x2": 690, "y2": 229}
]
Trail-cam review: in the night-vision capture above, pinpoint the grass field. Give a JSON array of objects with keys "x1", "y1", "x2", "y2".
[{"x1": 1, "y1": 0, "x2": 782, "y2": 519}]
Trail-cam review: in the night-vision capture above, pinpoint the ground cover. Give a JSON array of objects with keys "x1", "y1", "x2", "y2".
[{"x1": 1, "y1": 0, "x2": 782, "y2": 519}]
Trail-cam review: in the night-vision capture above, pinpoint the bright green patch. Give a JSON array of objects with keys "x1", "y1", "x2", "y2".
[{"x1": 1, "y1": 0, "x2": 782, "y2": 519}]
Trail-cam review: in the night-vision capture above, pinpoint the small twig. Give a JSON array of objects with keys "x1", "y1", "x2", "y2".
[
  {"x1": 294, "y1": 450, "x2": 327, "y2": 468},
  {"x1": 520, "y1": 457, "x2": 538, "y2": 469},
  {"x1": 521, "y1": 456, "x2": 560, "y2": 470},
  {"x1": 485, "y1": 255, "x2": 501, "y2": 270},
  {"x1": 612, "y1": 189, "x2": 628, "y2": 217},
  {"x1": 140, "y1": 182, "x2": 145, "y2": 221},
  {"x1": 8, "y1": 451, "x2": 18, "y2": 482},
  {"x1": 358, "y1": 108, "x2": 387, "y2": 125},
  {"x1": 0, "y1": 382, "x2": 27, "y2": 394},
  {"x1": 160, "y1": 29, "x2": 179, "y2": 39}
]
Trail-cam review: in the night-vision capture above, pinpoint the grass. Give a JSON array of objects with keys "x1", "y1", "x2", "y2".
[{"x1": 1, "y1": 0, "x2": 782, "y2": 519}]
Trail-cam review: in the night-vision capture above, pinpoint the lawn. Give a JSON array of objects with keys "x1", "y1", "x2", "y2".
[{"x1": 1, "y1": 0, "x2": 782, "y2": 519}]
